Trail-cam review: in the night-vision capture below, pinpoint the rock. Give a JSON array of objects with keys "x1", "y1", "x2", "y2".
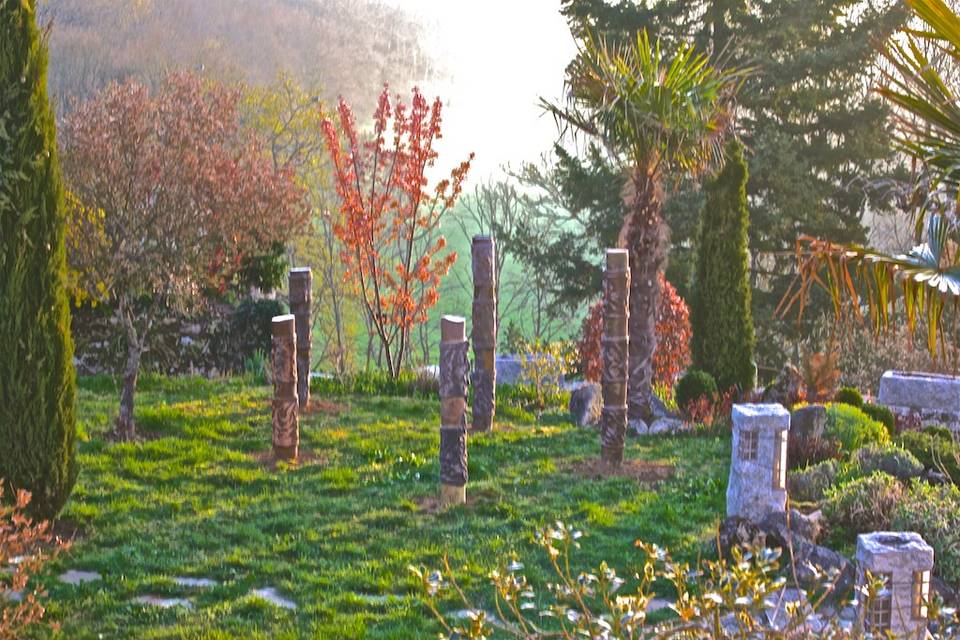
[
  {"x1": 133, "y1": 595, "x2": 193, "y2": 609},
  {"x1": 790, "y1": 405, "x2": 826, "y2": 440},
  {"x1": 718, "y1": 516, "x2": 767, "y2": 559},
  {"x1": 495, "y1": 355, "x2": 523, "y2": 385},
  {"x1": 173, "y1": 577, "x2": 218, "y2": 588},
  {"x1": 761, "y1": 364, "x2": 805, "y2": 406},
  {"x1": 879, "y1": 370, "x2": 960, "y2": 434},
  {"x1": 251, "y1": 587, "x2": 296, "y2": 610},
  {"x1": 650, "y1": 394, "x2": 680, "y2": 420},
  {"x1": 924, "y1": 468, "x2": 950, "y2": 486},
  {"x1": 628, "y1": 418, "x2": 648, "y2": 436},
  {"x1": 648, "y1": 417, "x2": 686, "y2": 435},
  {"x1": 568, "y1": 383, "x2": 602, "y2": 427},
  {"x1": 793, "y1": 539, "x2": 854, "y2": 602},
  {"x1": 764, "y1": 587, "x2": 812, "y2": 631},
  {"x1": 726, "y1": 404, "x2": 790, "y2": 523},
  {"x1": 760, "y1": 509, "x2": 823, "y2": 546},
  {"x1": 59, "y1": 570, "x2": 102, "y2": 585},
  {"x1": 933, "y1": 575, "x2": 958, "y2": 607}
]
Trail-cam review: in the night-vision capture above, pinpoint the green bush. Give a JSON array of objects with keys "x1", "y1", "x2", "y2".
[
  {"x1": 860, "y1": 402, "x2": 895, "y2": 436},
  {"x1": 0, "y1": 2, "x2": 78, "y2": 519},
  {"x1": 225, "y1": 299, "x2": 287, "y2": 373},
  {"x1": 823, "y1": 472, "x2": 903, "y2": 538},
  {"x1": 833, "y1": 386, "x2": 863, "y2": 407},
  {"x1": 851, "y1": 444, "x2": 923, "y2": 481},
  {"x1": 824, "y1": 402, "x2": 889, "y2": 453},
  {"x1": 674, "y1": 369, "x2": 718, "y2": 410},
  {"x1": 923, "y1": 424, "x2": 954, "y2": 442},
  {"x1": 788, "y1": 459, "x2": 839, "y2": 503},
  {"x1": 893, "y1": 481, "x2": 960, "y2": 585},
  {"x1": 898, "y1": 430, "x2": 960, "y2": 484},
  {"x1": 690, "y1": 139, "x2": 756, "y2": 392}
]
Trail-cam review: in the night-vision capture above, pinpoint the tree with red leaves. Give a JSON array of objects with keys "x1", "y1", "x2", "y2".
[
  {"x1": 323, "y1": 86, "x2": 472, "y2": 377},
  {"x1": 580, "y1": 273, "x2": 691, "y2": 388},
  {"x1": 61, "y1": 72, "x2": 309, "y2": 440}
]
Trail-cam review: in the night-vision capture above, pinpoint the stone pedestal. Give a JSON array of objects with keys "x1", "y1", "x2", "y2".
[
  {"x1": 855, "y1": 532, "x2": 933, "y2": 639},
  {"x1": 878, "y1": 370, "x2": 960, "y2": 434},
  {"x1": 439, "y1": 316, "x2": 469, "y2": 507},
  {"x1": 289, "y1": 268, "x2": 312, "y2": 409},
  {"x1": 601, "y1": 249, "x2": 630, "y2": 465},
  {"x1": 726, "y1": 404, "x2": 789, "y2": 522},
  {"x1": 471, "y1": 236, "x2": 497, "y2": 432},
  {"x1": 271, "y1": 314, "x2": 299, "y2": 461}
]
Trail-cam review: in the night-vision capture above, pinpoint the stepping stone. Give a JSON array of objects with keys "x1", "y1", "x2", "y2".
[
  {"x1": 251, "y1": 587, "x2": 296, "y2": 610},
  {"x1": 59, "y1": 570, "x2": 102, "y2": 585},
  {"x1": 133, "y1": 595, "x2": 193, "y2": 609},
  {"x1": 1, "y1": 590, "x2": 23, "y2": 603},
  {"x1": 173, "y1": 577, "x2": 218, "y2": 588},
  {"x1": 354, "y1": 593, "x2": 392, "y2": 605},
  {"x1": 647, "y1": 598, "x2": 672, "y2": 613}
]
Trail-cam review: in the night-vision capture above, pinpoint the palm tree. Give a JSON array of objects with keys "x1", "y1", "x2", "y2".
[
  {"x1": 543, "y1": 30, "x2": 745, "y2": 424},
  {"x1": 782, "y1": 0, "x2": 960, "y2": 359}
]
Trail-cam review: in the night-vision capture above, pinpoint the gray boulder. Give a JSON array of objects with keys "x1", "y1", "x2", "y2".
[
  {"x1": 568, "y1": 383, "x2": 602, "y2": 428},
  {"x1": 718, "y1": 516, "x2": 767, "y2": 559},
  {"x1": 790, "y1": 405, "x2": 826, "y2": 440},
  {"x1": 648, "y1": 417, "x2": 686, "y2": 435}
]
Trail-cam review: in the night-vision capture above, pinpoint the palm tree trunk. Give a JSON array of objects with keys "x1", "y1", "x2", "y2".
[{"x1": 621, "y1": 167, "x2": 668, "y2": 426}]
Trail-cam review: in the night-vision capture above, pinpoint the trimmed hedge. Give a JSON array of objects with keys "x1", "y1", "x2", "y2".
[
  {"x1": 824, "y1": 403, "x2": 889, "y2": 453},
  {"x1": 675, "y1": 369, "x2": 718, "y2": 410}
]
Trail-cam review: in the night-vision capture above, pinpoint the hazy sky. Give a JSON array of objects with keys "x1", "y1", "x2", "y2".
[{"x1": 385, "y1": 0, "x2": 578, "y2": 183}]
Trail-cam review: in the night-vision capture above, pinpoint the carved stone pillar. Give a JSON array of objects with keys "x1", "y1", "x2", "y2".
[
  {"x1": 601, "y1": 249, "x2": 630, "y2": 466},
  {"x1": 289, "y1": 267, "x2": 312, "y2": 409},
  {"x1": 271, "y1": 314, "x2": 299, "y2": 461},
  {"x1": 439, "y1": 315, "x2": 469, "y2": 506},
  {"x1": 471, "y1": 236, "x2": 497, "y2": 432}
]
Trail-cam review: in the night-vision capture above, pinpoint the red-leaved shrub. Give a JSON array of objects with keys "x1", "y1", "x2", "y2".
[
  {"x1": 579, "y1": 273, "x2": 691, "y2": 386},
  {"x1": 1, "y1": 485, "x2": 68, "y2": 638}
]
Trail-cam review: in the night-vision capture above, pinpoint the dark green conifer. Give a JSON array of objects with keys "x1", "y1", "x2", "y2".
[
  {"x1": 0, "y1": 0, "x2": 78, "y2": 519},
  {"x1": 691, "y1": 139, "x2": 756, "y2": 392}
]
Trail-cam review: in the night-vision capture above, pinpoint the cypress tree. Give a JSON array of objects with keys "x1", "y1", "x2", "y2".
[
  {"x1": 0, "y1": 0, "x2": 78, "y2": 519},
  {"x1": 691, "y1": 139, "x2": 755, "y2": 392}
]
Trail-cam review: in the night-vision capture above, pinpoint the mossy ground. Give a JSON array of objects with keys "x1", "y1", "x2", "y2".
[{"x1": 36, "y1": 375, "x2": 730, "y2": 638}]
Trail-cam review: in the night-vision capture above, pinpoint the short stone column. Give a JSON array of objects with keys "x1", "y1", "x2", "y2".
[
  {"x1": 439, "y1": 315, "x2": 469, "y2": 507},
  {"x1": 289, "y1": 267, "x2": 312, "y2": 409},
  {"x1": 855, "y1": 532, "x2": 933, "y2": 639},
  {"x1": 726, "y1": 404, "x2": 789, "y2": 522},
  {"x1": 471, "y1": 236, "x2": 497, "y2": 432},
  {"x1": 271, "y1": 314, "x2": 299, "y2": 461},
  {"x1": 601, "y1": 249, "x2": 630, "y2": 465}
]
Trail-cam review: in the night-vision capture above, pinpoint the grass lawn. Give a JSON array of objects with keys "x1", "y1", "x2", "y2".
[{"x1": 38, "y1": 375, "x2": 731, "y2": 639}]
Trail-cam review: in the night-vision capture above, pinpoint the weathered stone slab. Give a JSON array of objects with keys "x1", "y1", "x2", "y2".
[
  {"x1": 133, "y1": 595, "x2": 194, "y2": 609},
  {"x1": 59, "y1": 570, "x2": 102, "y2": 585},
  {"x1": 855, "y1": 531, "x2": 933, "y2": 639},
  {"x1": 726, "y1": 404, "x2": 790, "y2": 523},
  {"x1": 173, "y1": 577, "x2": 218, "y2": 588},
  {"x1": 251, "y1": 587, "x2": 297, "y2": 610},
  {"x1": 878, "y1": 370, "x2": 960, "y2": 432}
]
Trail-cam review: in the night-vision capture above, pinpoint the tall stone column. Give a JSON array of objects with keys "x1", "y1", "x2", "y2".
[
  {"x1": 601, "y1": 249, "x2": 630, "y2": 465},
  {"x1": 289, "y1": 267, "x2": 312, "y2": 409},
  {"x1": 271, "y1": 314, "x2": 299, "y2": 462},
  {"x1": 439, "y1": 315, "x2": 469, "y2": 506},
  {"x1": 471, "y1": 236, "x2": 497, "y2": 432}
]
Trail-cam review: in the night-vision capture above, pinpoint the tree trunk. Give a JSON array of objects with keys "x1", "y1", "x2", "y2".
[
  {"x1": 116, "y1": 309, "x2": 142, "y2": 441},
  {"x1": 621, "y1": 167, "x2": 667, "y2": 426},
  {"x1": 471, "y1": 236, "x2": 497, "y2": 432},
  {"x1": 601, "y1": 249, "x2": 630, "y2": 465}
]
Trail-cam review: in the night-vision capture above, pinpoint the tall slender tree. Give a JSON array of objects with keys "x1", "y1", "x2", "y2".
[
  {"x1": 691, "y1": 139, "x2": 756, "y2": 392},
  {"x1": 0, "y1": 0, "x2": 78, "y2": 518},
  {"x1": 543, "y1": 31, "x2": 744, "y2": 423}
]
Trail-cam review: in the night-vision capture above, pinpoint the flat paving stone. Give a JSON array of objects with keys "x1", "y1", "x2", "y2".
[
  {"x1": 174, "y1": 577, "x2": 218, "y2": 588},
  {"x1": 133, "y1": 595, "x2": 193, "y2": 609},
  {"x1": 251, "y1": 587, "x2": 296, "y2": 610},
  {"x1": 59, "y1": 570, "x2": 102, "y2": 585},
  {"x1": 1, "y1": 590, "x2": 23, "y2": 602}
]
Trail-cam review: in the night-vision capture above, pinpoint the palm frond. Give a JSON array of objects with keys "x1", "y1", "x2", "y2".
[{"x1": 543, "y1": 28, "x2": 749, "y2": 176}]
